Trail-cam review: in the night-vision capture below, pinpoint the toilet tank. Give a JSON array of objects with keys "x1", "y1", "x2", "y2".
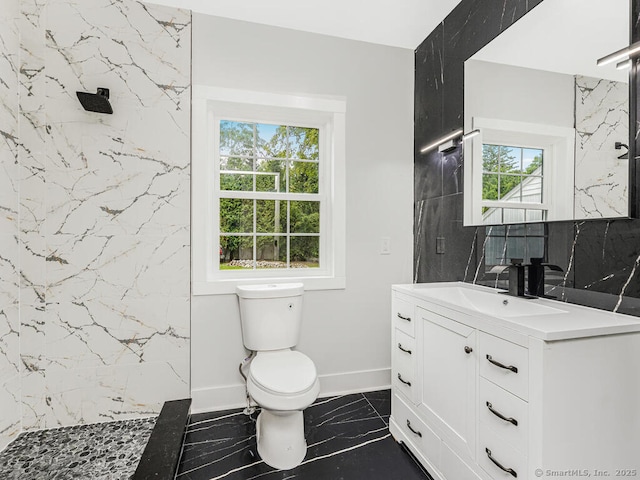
[{"x1": 236, "y1": 283, "x2": 305, "y2": 351}]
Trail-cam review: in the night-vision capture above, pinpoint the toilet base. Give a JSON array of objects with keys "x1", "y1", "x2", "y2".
[{"x1": 256, "y1": 408, "x2": 306, "y2": 470}]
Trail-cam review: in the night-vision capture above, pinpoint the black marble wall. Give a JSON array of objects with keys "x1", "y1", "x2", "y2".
[{"x1": 415, "y1": 0, "x2": 640, "y2": 317}]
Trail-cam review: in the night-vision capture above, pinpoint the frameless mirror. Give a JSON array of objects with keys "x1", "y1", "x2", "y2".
[{"x1": 463, "y1": 0, "x2": 630, "y2": 226}]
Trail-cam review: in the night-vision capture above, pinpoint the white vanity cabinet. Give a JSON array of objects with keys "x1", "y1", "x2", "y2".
[{"x1": 390, "y1": 283, "x2": 640, "y2": 480}]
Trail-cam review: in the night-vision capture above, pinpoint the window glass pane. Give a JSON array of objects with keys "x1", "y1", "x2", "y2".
[
  {"x1": 526, "y1": 209, "x2": 544, "y2": 222},
  {"x1": 526, "y1": 237, "x2": 545, "y2": 259},
  {"x1": 483, "y1": 207, "x2": 503, "y2": 225},
  {"x1": 220, "y1": 121, "x2": 254, "y2": 156},
  {"x1": 220, "y1": 235, "x2": 253, "y2": 269},
  {"x1": 522, "y1": 148, "x2": 543, "y2": 174},
  {"x1": 482, "y1": 144, "x2": 502, "y2": 173},
  {"x1": 506, "y1": 236, "x2": 526, "y2": 260},
  {"x1": 499, "y1": 146, "x2": 520, "y2": 172},
  {"x1": 485, "y1": 236, "x2": 507, "y2": 265},
  {"x1": 290, "y1": 236, "x2": 319, "y2": 268},
  {"x1": 482, "y1": 174, "x2": 500, "y2": 201},
  {"x1": 502, "y1": 208, "x2": 526, "y2": 224},
  {"x1": 256, "y1": 200, "x2": 286, "y2": 234},
  {"x1": 506, "y1": 224, "x2": 525, "y2": 236},
  {"x1": 220, "y1": 199, "x2": 253, "y2": 233},
  {"x1": 290, "y1": 201, "x2": 320, "y2": 233},
  {"x1": 288, "y1": 127, "x2": 319, "y2": 160},
  {"x1": 256, "y1": 123, "x2": 287, "y2": 158},
  {"x1": 526, "y1": 223, "x2": 545, "y2": 235},
  {"x1": 487, "y1": 225, "x2": 506, "y2": 236},
  {"x1": 500, "y1": 174, "x2": 523, "y2": 201},
  {"x1": 289, "y1": 161, "x2": 319, "y2": 194},
  {"x1": 519, "y1": 175, "x2": 543, "y2": 203},
  {"x1": 220, "y1": 156, "x2": 252, "y2": 172},
  {"x1": 255, "y1": 159, "x2": 286, "y2": 192},
  {"x1": 256, "y1": 236, "x2": 287, "y2": 268},
  {"x1": 220, "y1": 172, "x2": 253, "y2": 192}
]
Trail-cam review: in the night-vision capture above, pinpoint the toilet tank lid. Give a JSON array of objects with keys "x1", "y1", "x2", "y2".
[{"x1": 236, "y1": 283, "x2": 304, "y2": 299}]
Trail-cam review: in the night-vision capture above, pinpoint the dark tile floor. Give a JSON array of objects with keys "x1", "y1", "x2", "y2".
[
  {"x1": 177, "y1": 390, "x2": 430, "y2": 480},
  {"x1": 0, "y1": 417, "x2": 156, "y2": 480}
]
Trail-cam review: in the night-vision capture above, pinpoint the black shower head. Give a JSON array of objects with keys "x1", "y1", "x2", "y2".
[{"x1": 76, "y1": 88, "x2": 113, "y2": 114}]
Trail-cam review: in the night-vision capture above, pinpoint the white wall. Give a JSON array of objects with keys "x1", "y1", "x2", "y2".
[
  {"x1": 464, "y1": 59, "x2": 574, "y2": 131},
  {"x1": 191, "y1": 15, "x2": 414, "y2": 411}
]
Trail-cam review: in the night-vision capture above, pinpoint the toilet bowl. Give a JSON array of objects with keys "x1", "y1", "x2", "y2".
[
  {"x1": 236, "y1": 283, "x2": 319, "y2": 470},
  {"x1": 247, "y1": 350, "x2": 320, "y2": 469}
]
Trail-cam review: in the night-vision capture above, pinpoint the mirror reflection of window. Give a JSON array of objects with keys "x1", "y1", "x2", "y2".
[
  {"x1": 484, "y1": 224, "x2": 547, "y2": 269},
  {"x1": 481, "y1": 144, "x2": 545, "y2": 224}
]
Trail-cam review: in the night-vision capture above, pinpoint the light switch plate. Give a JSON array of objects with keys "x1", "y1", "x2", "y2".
[{"x1": 380, "y1": 237, "x2": 391, "y2": 255}]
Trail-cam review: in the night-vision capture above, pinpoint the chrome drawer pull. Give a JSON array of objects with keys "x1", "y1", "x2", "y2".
[
  {"x1": 486, "y1": 354, "x2": 518, "y2": 373},
  {"x1": 406, "y1": 419, "x2": 422, "y2": 438},
  {"x1": 397, "y1": 373, "x2": 412, "y2": 386},
  {"x1": 486, "y1": 401, "x2": 518, "y2": 426},
  {"x1": 486, "y1": 448, "x2": 517, "y2": 478},
  {"x1": 397, "y1": 312, "x2": 412, "y2": 322},
  {"x1": 398, "y1": 343, "x2": 412, "y2": 354}
]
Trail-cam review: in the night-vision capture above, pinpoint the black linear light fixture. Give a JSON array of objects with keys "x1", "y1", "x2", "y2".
[
  {"x1": 420, "y1": 128, "x2": 481, "y2": 154},
  {"x1": 597, "y1": 40, "x2": 640, "y2": 67}
]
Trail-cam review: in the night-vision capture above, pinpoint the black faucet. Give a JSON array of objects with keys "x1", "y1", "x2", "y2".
[
  {"x1": 527, "y1": 257, "x2": 563, "y2": 297},
  {"x1": 507, "y1": 258, "x2": 526, "y2": 297}
]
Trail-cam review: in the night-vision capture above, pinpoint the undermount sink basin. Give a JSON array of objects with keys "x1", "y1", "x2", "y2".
[{"x1": 416, "y1": 285, "x2": 568, "y2": 318}]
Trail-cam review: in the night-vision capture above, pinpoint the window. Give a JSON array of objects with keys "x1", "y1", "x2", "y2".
[
  {"x1": 463, "y1": 118, "x2": 574, "y2": 225},
  {"x1": 192, "y1": 87, "x2": 346, "y2": 295},
  {"x1": 482, "y1": 223, "x2": 547, "y2": 269},
  {"x1": 481, "y1": 143, "x2": 545, "y2": 224},
  {"x1": 218, "y1": 121, "x2": 321, "y2": 270}
]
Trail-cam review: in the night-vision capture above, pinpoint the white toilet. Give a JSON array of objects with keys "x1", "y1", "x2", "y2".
[{"x1": 236, "y1": 283, "x2": 320, "y2": 470}]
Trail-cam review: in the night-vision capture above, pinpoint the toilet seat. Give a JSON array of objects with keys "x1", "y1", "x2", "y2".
[
  {"x1": 250, "y1": 351, "x2": 317, "y2": 395},
  {"x1": 248, "y1": 351, "x2": 320, "y2": 411}
]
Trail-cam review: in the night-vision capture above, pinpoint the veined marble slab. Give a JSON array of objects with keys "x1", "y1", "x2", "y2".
[
  {"x1": 15, "y1": 0, "x2": 192, "y2": 431},
  {"x1": 574, "y1": 75, "x2": 628, "y2": 220}
]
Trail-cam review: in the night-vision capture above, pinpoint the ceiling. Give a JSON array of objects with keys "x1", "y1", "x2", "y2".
[{"x1": 147, "y1": 0, "x2": 462, "y2": 49}]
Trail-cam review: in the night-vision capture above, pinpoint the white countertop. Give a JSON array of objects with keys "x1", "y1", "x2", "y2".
[{"x1": 393, "y1": 282, "x2": 640, "y2": 341}]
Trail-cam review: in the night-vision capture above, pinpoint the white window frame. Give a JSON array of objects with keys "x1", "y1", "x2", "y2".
[
  {"x1": 192, "y1": 86, "x2": 346, "y2": 295},
  {"x1": 463, "y1": 117, "x2": 575, "y2": 226}
]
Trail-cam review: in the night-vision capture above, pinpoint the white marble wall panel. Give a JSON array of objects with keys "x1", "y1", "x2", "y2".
[
  {"x1": 574, "y1": 75, "x2": 629, "y2": 220},
  {"x1": 15, "y1": 0, "x2": 191, "y2": 430},
  {"x1": 0, "y1": 0, "x2": 23, "y2": 450}
]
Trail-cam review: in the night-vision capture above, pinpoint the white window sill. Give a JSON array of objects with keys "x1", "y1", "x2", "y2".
[{"x1": 192, "y1": 276, "x2": 346, "y2": 295}]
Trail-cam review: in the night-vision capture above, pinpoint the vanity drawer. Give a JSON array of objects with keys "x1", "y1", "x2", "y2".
[
  {"x1": 393, "y1": 329, "x2": 417, "y2": 403},
  {"x1": 479, "y1": 378, "x2": 528, "y2": 455},
  {"x1": 392, "y1": 393, "x2": 440, "y2": 464},
  {"x1": 393, "y1": 358, "x2": 416, "y2": 402},
  {"x1": 392, "y1": 296, "x2": 415, "y2": 337},
  {"x1": 478, "y1": 426, "x2": 528, "y2": 480},
  {"x1": 479, "y1": 332, "x2": 529, "y2": 400},
  {"x1": 393, "y1": 329, "x2": 416, "y2": 365}
]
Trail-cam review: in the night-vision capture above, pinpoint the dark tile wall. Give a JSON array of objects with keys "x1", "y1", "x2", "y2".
[{"x1": 414, "y1": 0, "x2": 640, "y2": 316}]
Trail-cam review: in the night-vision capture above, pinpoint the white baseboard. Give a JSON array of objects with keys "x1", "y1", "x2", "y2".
[{"x1": 191, "y1": 367, "x2": 391, "y2": 414}]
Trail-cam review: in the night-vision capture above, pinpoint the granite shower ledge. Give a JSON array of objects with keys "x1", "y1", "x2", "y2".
[{"x1": 394, "y1": 282, "x2": 640, "y2": 341}]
